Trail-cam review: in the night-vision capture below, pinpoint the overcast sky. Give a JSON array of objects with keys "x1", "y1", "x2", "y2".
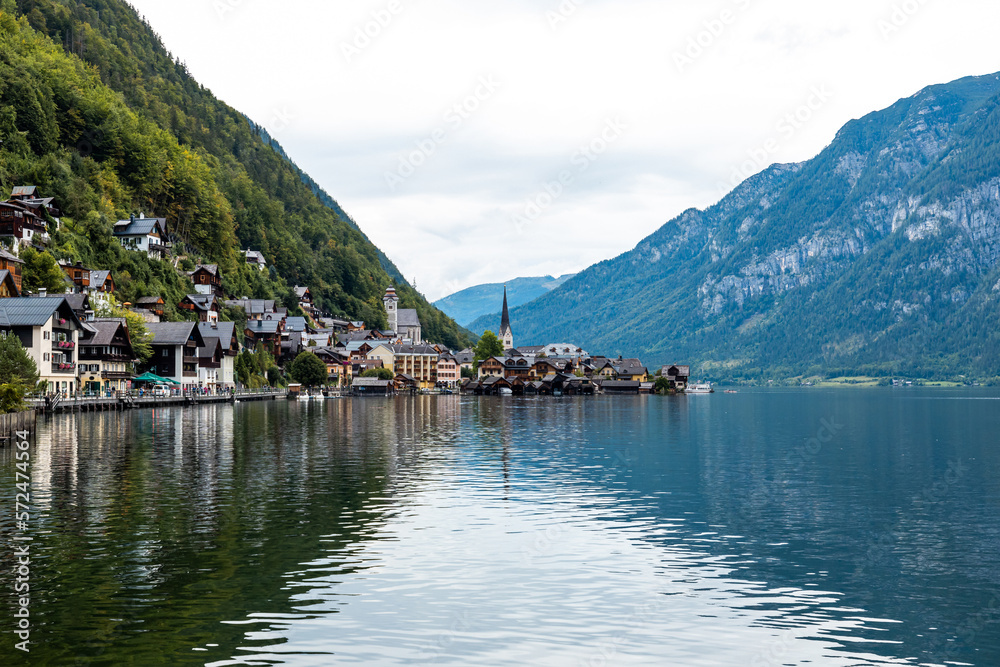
[{"x1": 128, "y1": 0, "x2": 1000, "y2": 301}]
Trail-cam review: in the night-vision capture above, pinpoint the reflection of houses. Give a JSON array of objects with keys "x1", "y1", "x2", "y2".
[
  {"x1": 190, "y1": 264, "x2": 223, "y2": 297},
  {"x1": 0, "y1": 297, "x2": 85, "y2": 395},
  {"x1": 198, "y1": 321, "x2": 239, "y2": 389},
  {"x1": 78, "y1": 318, "x2": 136, "y2": 393},
  {"x1": 113, "y1": 215, "x2": 170, "y2": 260},
  {"x1": 145, "y1": 322, "x2": 205, "y2": 389}
]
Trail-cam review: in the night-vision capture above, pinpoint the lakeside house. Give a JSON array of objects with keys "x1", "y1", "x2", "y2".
[
  {"x1": 78, "y1": 318, "x2": 136, "y2": 394},
  {"x1": 144, "y1": 322, "x2": 206, "y2": 390},
  {"x1": 0, "y1": 297, "x2": 85, "y2": 395}
]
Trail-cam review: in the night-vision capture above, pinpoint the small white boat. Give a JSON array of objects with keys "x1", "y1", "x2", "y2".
[
  {"x1": 687, "y1": 383, "x2": 714, "y2": 394},
  {"x1": 498, "y1": 387, "x2": 513, "y2": 396}
]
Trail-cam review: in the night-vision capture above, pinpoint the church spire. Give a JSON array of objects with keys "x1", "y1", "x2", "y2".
[{"x1": 499, "y1": 285, "x2": 513, "y2": 350}]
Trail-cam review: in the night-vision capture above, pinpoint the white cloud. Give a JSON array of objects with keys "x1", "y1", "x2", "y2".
[{"x1": 131, "y1": 0, "x2": 1000, "y2": 300}]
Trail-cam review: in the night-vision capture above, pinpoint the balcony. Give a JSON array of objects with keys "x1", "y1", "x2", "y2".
[
  {"x1": 183, "y1": 355, "x2": 199, "y2": 365},
  {"x1": 53, "y1": 340, "x2": 76, "y2": 351},
  {"x1": 52, "y1": 362, "x2": 76, "y2": 374}
]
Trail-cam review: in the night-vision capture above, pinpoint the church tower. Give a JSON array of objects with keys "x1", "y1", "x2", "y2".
[
  {"x1": 383, "y1": 286, "x2": 399, "y2": 334},
  {"x1": 499, "y1": 286, "x2": 514, "y2": 351}
]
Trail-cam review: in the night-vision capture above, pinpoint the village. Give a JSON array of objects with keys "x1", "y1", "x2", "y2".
[{"x1": 0, "y1": 186, "x2": 692, "y2": 400}]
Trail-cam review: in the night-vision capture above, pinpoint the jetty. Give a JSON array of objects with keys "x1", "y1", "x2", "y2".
[{"x1": 29, "y1": 388, "x2": 287, "y2": 414}]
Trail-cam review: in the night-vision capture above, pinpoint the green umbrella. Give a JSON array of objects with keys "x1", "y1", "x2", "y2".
[{"x1": 133, "y1": 372, "x2": 180, "y2": 385}]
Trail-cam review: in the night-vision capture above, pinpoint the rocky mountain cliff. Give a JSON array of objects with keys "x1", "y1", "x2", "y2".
[{"x1": 506, "y1": 73, "x2": 1000, "y2": 380}]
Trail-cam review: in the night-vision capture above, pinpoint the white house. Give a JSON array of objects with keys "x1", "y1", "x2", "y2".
[
  {"x1": 0, "y1": 297, "x2": 85, "y2": 395},
  {"x1": 113, "y1": 215, "x2": 170, "y2": 260},
  {"x1": 198, "y1": 321, "x2": 239, "y2": 389}
]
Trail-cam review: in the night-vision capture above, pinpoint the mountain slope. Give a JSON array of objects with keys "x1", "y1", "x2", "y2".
[
  {"x1": 4, "y1": 0, "x2": 468, "y2": 348},
  {"x1": 436, "y1": 274, "x2": 575, "y2": 328},
  {"x1": 506, "y1": 73, "x2": 1000, "y2": 380}
]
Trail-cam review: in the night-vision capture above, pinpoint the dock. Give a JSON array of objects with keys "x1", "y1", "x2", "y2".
[{"x1": 28, "y1": 388, "x2": 288, "y2": 414}]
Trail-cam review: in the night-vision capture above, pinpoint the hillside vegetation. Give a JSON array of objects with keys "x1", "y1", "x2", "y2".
[{"x1": 0, "y1": 0, "x2": 469, "y2": 348}]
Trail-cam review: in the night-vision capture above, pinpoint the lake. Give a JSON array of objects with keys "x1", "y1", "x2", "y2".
[{"x1": 2, "y1": 390, "x2": 999, "y2": 665}]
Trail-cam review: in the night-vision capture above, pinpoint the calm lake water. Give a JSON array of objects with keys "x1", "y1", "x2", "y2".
[{"x1": 2, "y1": 390, "x2": 1000, "y2": 665}]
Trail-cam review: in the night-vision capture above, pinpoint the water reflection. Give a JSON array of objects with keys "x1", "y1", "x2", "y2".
[{"x1": 0, "y1": 392, "x2": 998, "y2": 665}]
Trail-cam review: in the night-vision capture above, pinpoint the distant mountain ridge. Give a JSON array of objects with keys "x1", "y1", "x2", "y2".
[
  {"x1": 504, "y1": 72, "x2": 1000, "y2": 380},
  {"x1": 436, "y1": 274, "x2": 574, "y2": 328}
]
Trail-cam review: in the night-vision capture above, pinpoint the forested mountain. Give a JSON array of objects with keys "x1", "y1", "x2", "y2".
[
  {"x1": 506, "y1": 73, "x2": 1000, "y2": 380},
  {"x1": 0, "y1": 0, "x2": 468, "y2": 348},
  {"x1": 436, "y1": 274, "x2": 575, "y2": 328}
]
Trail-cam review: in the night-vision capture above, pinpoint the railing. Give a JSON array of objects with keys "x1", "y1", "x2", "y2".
[
  {"x1": 51, "y1": 362, "x2": 76, "y2": 374},
  {"x1": 53, "y1": 340, "x2": 75, "y2": 350}
]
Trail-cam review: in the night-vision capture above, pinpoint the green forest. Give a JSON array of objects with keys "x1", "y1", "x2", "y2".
[{"x1": 0, "y1": 0, "x2": 470, "y2": 349}]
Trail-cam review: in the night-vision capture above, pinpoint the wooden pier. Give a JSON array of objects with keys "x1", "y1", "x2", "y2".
[{"x1": 28, "y1": 389, "x2": 288, "y2": 414}]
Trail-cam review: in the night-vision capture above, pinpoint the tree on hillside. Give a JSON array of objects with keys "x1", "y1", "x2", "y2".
[
  {"x1": 361, "y1": 368, "x2": 394, "y2": 381},
  {"x1": 21, "y1": 247, "x2": 67, "y2": 294},
  {"x1": 473, "y1": 330, "x2": 505, "y2": 370},
  {"x1": 0, "y1": 332, "x2": 39, "y2": 413},
  {"x1": 289, "y1": 351, "x2": 327, "y2": 387},
  {"x1": 94, "y1": 296, "x2": 153, "y2": 364}
]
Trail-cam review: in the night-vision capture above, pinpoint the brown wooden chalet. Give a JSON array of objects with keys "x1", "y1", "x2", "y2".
[
  {"x1": 135, "y1": 296, "x2": 165, "y2": 318},
  {"x1": 244, "y1": 317, "x2": 284, "y2": 359},
  {"x1": 59, "y1": 261, "x2": 90, "y2": 292},
  {"x1": 190, "y1": 264, "x2": 224, "y2": 297},
  {"x1": 0, "y1": 269, "x2": 19, "y2": 298},
  {"x1": 0, "y1": 248, "x2": 24, "y2": 293},
  {"x1": 179, "y1": 294, "x2": 220, "y2": 323},
  {"x1": 89, "y1": 270, "x2": 115, "y2": 294}
]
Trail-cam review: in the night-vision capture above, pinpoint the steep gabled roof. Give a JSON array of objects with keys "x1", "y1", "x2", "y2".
[
  {"x1": 0, "y1": 297, "x2": 81, "y2": 328},
  {"x1": 147, "y1": 321, "x2": 199, "y2": 346}
]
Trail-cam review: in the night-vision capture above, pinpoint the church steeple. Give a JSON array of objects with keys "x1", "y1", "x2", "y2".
[{"x1": 499, "y1": 286, "x2": 513, "y2": 351}]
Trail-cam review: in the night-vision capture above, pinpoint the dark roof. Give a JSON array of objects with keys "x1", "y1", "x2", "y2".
[
  {"x1": 397, "y1": 309, "x2": 421, "y2": 328},
  {"x1": 198, "y1": 321, "x2": 236, "y2": 345},
  {"x1": 113, "y1": 217, "x2": 166, "y2": 237},
  {"x1": 0, "y1": 248, "x2": 24, "y2": 264},
  {"x1": 664, "y1": 365, "x2": 691, "y2": 376},
  {"x1": 224, "y1": 298, "x2": 276, "y2": 315},
  {"x1": 0, "y1": 297, "x2": 81, "y2": 328},
  {"x1": 89, "y1": 270, "x2": 112, "y2": 287},
  {"x1": 499, "y1": 286, "x2": 511, "y2": 335},
  {"x1": 147, "y1": 321, "x2": 198, "y2": 346},
  {"x1": 353, "y1": 378, "x2": 393, "y2": 388},
  {"x1": 192, "y1": 264, "x2": 219, "y2": 276},
  {"x1": 603, "y1": 380, "x2": 642, "y2": 389},
  {"x1": 63, "y1": 293, "x2": 91, "y2": 312},
  {"x1": 183, "y1": 294, "x2": 217, "y2": 312},
  {"x1": 137, "y1": 296, "x2": 164, "y2": 305},
  {"x1": 199, "y1": 336, "x2": 221, "y2": 359},
  {"x1": 284, "y1": 316, "x2": 308, "y2": 332},
  {"x1": 247, "y1": 319, "x2": 281, "y2": 334},
  {"x1": 81, "y1": 319, "x2": 126, "y2": 346}
]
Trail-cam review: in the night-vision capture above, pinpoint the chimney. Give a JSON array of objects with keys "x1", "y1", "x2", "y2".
[
  {"x1": 130, "y1": 214, "x2": 135, "y2": 223},
  {"x1": 39, "y1": 288, "x2": 47, "y2": 298}
]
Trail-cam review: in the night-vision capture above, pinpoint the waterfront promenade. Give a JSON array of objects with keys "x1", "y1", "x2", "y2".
[{"x1": 27, "y1": 387, "x2": 289, "y2": 414}]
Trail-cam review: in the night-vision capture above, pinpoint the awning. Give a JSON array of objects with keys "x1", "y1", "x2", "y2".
[{"x1": 132, "y1": 372, "x2": 180, "y2": 385}]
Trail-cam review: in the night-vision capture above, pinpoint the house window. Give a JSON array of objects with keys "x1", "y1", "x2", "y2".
[
  {"x1": 162, "y1": 349, "x2": 169, "y2": 357},
  {"x1": 43, "y1": 353, "x2": 49, "y2": 362},
  {"x1": 44, "y1": 331, "x2": 50, "y2": 340}
]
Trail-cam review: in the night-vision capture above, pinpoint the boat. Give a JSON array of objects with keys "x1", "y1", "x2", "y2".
[
  {"x1": 687, "y1": 383, "x2": 714, "y2": 394},
  {"x1": 498, "y1": 387, "x2": 513, "y2": 396},
  {"x1": 724, "y1": 389, "x2": 738, "y2": 394}
]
